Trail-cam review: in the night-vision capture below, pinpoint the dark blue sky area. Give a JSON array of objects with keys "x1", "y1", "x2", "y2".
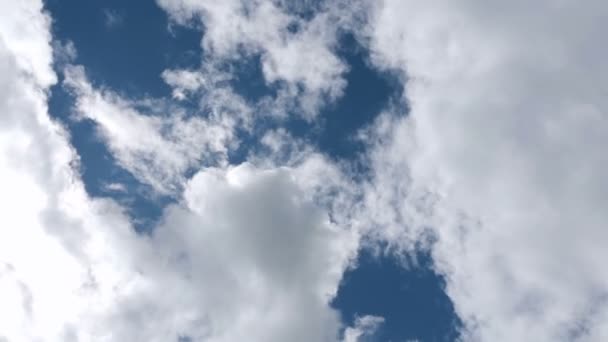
[
  {"x1": 333, "y1": 249, "x2": 461, "y2": 341},
  {"x1": 44, "y1": 1, "x2": 460, "y2": 340},
  {"x1": 46, "y1": 0, "x2": 201, "y2": 97}
]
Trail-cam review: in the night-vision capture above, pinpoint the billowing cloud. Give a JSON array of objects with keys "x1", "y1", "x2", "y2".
[
  {"x1": 359, "y1": 0, "x2": 608, "y2": 340},
  {"x1": 0, "y1": 1, "x2": 359, "y2": 341},
  {"x1": 152, "y1": 164, "x2": 358, "y2": 342},
  {"x1": 0, "y1": 0, "x2": 55, "y2": 88}
]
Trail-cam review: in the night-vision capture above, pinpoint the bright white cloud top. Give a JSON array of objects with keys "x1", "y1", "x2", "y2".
[
  {"x1": 1, "y1": 0, "x2": 608, "y2": 341},
  {"x1": 362, "y1": 1, "x2": 608, "y2": 340}
]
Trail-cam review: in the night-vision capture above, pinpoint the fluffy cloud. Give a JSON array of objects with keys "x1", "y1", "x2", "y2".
[
  {"x1": 162, "y1": 68, "x2": 209, "y2": 100},
  {"x1": 6, "y1": 0, "x2": 606, "y2": 341},
  {"x1": 0, "y1": 0, "x2": 55, "y2": 88},
  {"x1": 156, "y1": 0, "x2": 350, "y2": 119},
  {"x1": 0, "y1": 1, "x2": 360, "y2": 341},
  {"x1": 153, "y1": 164, "x2": 358, "y2": 342},
  {"x1": 359, "y1": 0, "x2": 608, "y2": 340},
  {"x1": 1, "y1": 2, "x2": 146, "y2": 340}
]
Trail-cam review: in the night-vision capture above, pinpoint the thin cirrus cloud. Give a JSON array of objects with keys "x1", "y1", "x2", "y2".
[
  {"x1": 2, "y1": 0, "x2": 608, "y2": 341},
  {"x1": 63, "y1": 64, "x2": 242, "y2": 195}
]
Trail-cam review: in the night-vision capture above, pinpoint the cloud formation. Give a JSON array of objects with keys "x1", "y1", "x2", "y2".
[
  {"x1": 359, "y1": 0, "x2": 608, "y2": 340},
  {"x1": 0, "y1": 1, "x2": 360, "y2": 341},
  {"x1": 156, "y1": 0, "x2": 356, "y2": 119},
  {"x1": 3, "y1": 0, "x2": 608, "y2": 341},
  {"x1": 64, "y1": 65, "x2": 241, "y2": 194}
]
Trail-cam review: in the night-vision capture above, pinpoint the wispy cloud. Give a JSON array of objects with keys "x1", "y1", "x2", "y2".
[{"x1": 103, "y1": 8, "x2": 125, "y2": 29}]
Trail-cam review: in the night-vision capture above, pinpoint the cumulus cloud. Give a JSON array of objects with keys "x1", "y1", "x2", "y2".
[
  {"x1": 1, "y1": 2, "x2": 146, "y2": 340},
  {"x1": 0, "y1": 0, "x2": 55, "y2": 87},
  {"x1": 153, "y1": 163, "x2": 358, "y2": 342},
  {"x1": 0, "y1": 1, "x2": 361, "y2": 341},
  {"x1": 358, "y1": 0, "x2": 608, "y2": 340}
]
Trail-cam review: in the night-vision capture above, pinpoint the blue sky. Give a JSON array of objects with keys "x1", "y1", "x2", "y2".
[{"x1": 2, "y1": 1, "x2": 608, "y2": 341}]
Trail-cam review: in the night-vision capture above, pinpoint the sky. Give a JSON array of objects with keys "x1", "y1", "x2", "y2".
[{"x1": 1, "y1": 0, "x2": 607, "y2": 341}]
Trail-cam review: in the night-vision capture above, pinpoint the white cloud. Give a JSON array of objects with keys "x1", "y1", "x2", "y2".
[
  {"x1": 1, "y1": 3, "x2": 148, "y2": 340},
  {"x1": 63, "y1": 65, "x2": 242, "y2": 194},
  {"x1": 102, "y1": 182, "x2": 127, "y2": 193},
  {"x1": 358, "y1": 0, "x2": 608, "y2": 340},
  {"x1": 152, "y1": 163, "x2": 359, "y2": 342},
  {"x1": 0, "y1": 1, "x2": 363, "y2": 341},
  {"x1": 343, "y1": 315, "x2": 384, "y2": 342},
  {"x1": 162, "y1": 68, "x2": 209, "y2": 100},
  {"x1": 156, "y1": 0, "x2": 350, "y2": 119},
  {"x1": 0, "y1": 0, "x2": 55, "y2": 87}
]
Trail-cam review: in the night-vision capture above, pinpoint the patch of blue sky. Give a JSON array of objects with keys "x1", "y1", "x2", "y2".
[
  {"x1": 46, "y1": 0, "x2": 201, "y2": 97},
  {"x1": 316, "y1": 32, "x2": 404, "y2": 161},
  {"x1": 333, "y1": 248, "x2": 462, "y2": 342}
]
